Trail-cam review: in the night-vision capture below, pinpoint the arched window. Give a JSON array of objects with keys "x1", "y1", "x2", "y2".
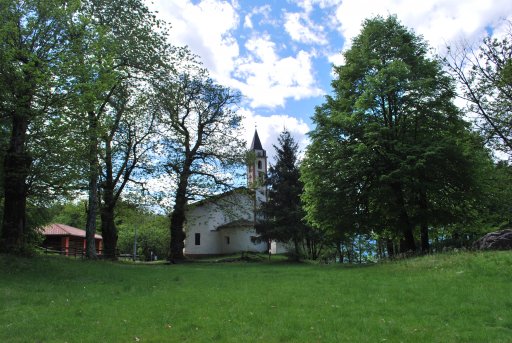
[{"x1": 258, "y1": 160, "x2": 262, "y2": 169}]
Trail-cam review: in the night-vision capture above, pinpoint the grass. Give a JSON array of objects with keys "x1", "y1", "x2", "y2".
[{"x1": 1, "y1": 251, "x2": 511, "y2": 342}]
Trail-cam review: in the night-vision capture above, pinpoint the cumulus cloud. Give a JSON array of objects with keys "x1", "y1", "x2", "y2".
[
  {"x1": 243, "y1": 5, "x2": 275, "y2": 29},
  {"x1": 234, "y1": 34, "x2": 323, "y2": 108},
  {"x1": 146, "y1": 0, "x2": 240, "y2": 80},
  {"x1": 294, "y1": 0, "x2": 340, "y2": 12},
  {"x1": 284, "y1": 11, "x2": 328, "y2": 45},
  {"x1": 239, "y1": 108, "x2": 310, "y2": 161},
  {"x1": 146, "y1": 0, "x2": 323, "y2": 110},
  {"x1": 146, "y1": 0, "x2": 510, "y2": 123},
  {"x1": 231, "y1": 35, "x2": 323, "y2": 108},
  {"x1": 332, "y1": 0, "x2": 512, "y2": 53}
]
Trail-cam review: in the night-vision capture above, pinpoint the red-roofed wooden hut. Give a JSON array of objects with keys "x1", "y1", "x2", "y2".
[{"x1": 41, "y1": 223, "x2": 103, "y2": 256}]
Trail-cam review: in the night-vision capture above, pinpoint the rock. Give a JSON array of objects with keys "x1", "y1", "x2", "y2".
[{"x1": 473, "y1": 229, "x2": 512, "y2": 250}]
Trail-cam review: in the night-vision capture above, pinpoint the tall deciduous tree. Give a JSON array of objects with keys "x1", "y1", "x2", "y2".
[
  {"x1": 0, "y1": 0, "x2": 79, "y2": 254},
  {"x1": 98, "y1": 84, "x2": 156, "y2": 259},
  {"x1": 445, "y1": 20, "x2": 512, "y2": 157},
  {"x1": 153, "y1": 68, "x2": 245, "y2": 262},
  {"x1": 302, "y1": 16, "x2": 484, "y2": 254},
  {"x1": 68, "y1": 0, "x2": 170, "y2": 258}
]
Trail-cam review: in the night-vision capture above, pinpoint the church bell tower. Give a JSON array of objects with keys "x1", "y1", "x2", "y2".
[{"x1": 247, "y1": 129, "x2": 267, "y2": 198}]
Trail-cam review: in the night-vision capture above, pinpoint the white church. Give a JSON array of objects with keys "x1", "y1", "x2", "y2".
[{"x1": 183, "y1": 130, "x2": 285, "y2": 256}]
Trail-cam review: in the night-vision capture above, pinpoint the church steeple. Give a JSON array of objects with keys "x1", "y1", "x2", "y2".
[
  {"x1": 251, "y1": 130, "x2": 264, "y2": 151},
  {"x1": 247, "y1": 129, "x2": 267, "y2": 191}
]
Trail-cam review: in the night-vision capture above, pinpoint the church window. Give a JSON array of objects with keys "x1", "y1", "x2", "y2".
[
  {"x1": 225, "y1": 236, "x2": 230, "y2": 245},
  {"x1": 258, "y1": 160, "x2": 262, "y2": 169},
  {"x1": 195, "y1": 233, "x2": 201, "y2": 245}
]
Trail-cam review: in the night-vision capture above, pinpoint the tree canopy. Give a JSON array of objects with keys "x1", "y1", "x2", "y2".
[
  {"x1": 153, "y1": 67, "x2": 246, "y2": 261},
  {"x1": 256, "y1": 130, "x2": 322, "y2": 259},
  {"x1": 0, "y1": 0, "x2": 80, "y2": 254},
  {"x1": 302, "y1": 15, "x2": 489, "y2": 254},
  {"x1": 0, "y1": 5, "x2": 507, "y2": 260}
]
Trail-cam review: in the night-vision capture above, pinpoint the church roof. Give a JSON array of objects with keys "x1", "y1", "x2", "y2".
[
  {"x1": 250, "y1": 129, "x2": 263, "y2": 151},
  {"x1": 186, "y1": 187, "x2": 252, "y2": 209},
  {"x1": 41, "y1": 223, "x2": 102, "y2": 239},
  {"x1": 213, "y1": 219, "x2": 254, "y2": 231}
]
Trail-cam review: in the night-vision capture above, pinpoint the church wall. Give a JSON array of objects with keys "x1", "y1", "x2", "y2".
[
  {"x1": 184, "y1": 202, "x2": 223, "y2": 255},
  {"x1": 184, "y1": 192, "x2": 257, "y2": 255},
  {"x1": 218, "y1": 226, "x2": 267, "y2": 254},
  {"x1": 184, "y1": 130, "x2": 273, "y2": 256},
  {"x1": 270, "y1": 241, "x2": 289, "y2": 254}
]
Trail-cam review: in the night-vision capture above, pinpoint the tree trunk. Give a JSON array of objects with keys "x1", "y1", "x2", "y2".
[
  {"x1": 337, "y1": 243, "x2": 343, "y2": 263},
  {"x1": 0, "y1": 110, "x2": 31, "y2": 254},
  {"x1": 169, "y1": 201, "x2": 186, "y2": 261},
  {"x1": 293, "y1": 237, "x2": 300, "y2": 261},
  {"x1": 305, "y1": 236, "x2": 311, "y2": 260},
  {"x1": 386, "y1": 238, "x2": 394, "y2": 258},
  {"x1": 169, "y1": 171, "x2": 190, "y2": 262},
  {"x1": 100, "y1": 205, "x2": 117, "y2": 259},
  {"x1": 85, "y1": 111, "x2": 98, "y2": 259},
  {"x1": 100, "y1": 136, "x2": 118, "y2": 260},
  {"x1": 420, "y1": 223, "x2": 429, "y2": 254},
  {"x1": 419, "y1": 190, "x2": 430, "y2": 254},
  {"x1": 392, "y1": 183, "x2": 416, "y2": 253},
  {"x1": 400, "y1": 225, "x2": 416, "y2": 253}
]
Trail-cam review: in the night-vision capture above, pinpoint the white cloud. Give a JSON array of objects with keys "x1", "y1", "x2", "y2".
[
  {"x1": 243, "y1": 5, "x2": 274, "y2": 29},
  {"x1": 284, "y1": 11, "x2": 328, "y2": 45},
  {"x1": 332, "y1": 0, "x2": 512, "y2": 53},
  {"x1": 243, "y1": 14, "x2": 253, "y2": 29},
  {"x1": 146, "y1": 0, "x2": 240, "y2": 80},
  {"x1": 231, "y1": 34, "x2": 323, "y2": 108},
  {"x1": 147, "y1": 1, "x2": 323, "y2": 109},
  {"x1": 239, "y1": 108, "x2": 310, "y2": 161},
  {"x1": 327, "y1": 52, "x2": 344, "y2": 67},
  {"x1": 490, "y1": 15, "x2": 512, "y2": 40},
  {"x1": 293, "y1": 0, "x2": 339, "y2": 12}
]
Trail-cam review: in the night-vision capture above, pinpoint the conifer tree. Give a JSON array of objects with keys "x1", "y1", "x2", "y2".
[{"x1": 257, "y1": 130, "x2": 309, "y2": 259}]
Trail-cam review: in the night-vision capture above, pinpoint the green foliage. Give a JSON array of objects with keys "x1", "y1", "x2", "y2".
[
  {"x1": 49, "y1": 201, "x2": 89, "y2": 230},
  {"x1": 257, "y1": 130, "x2": 323, "y2": 260},
  {"x1": 115, "y1": 201, "x2": 169, "y2": 260},
  {"x1": 46, "y1": 199, "x2": 169, "y2": 259},
  {"x1": 52, "y1": 0, "x2": 174, "y2": 258},
  {"x1": 302, "y1": 15, "x2": 490, "y2": 254},
  {"x1": 0, "y1": 0, "x2": 83, "y2": 253},
  {"x1": 257, "y1": 131, "x2": 303, "y2": 243},
  {"x1": 433, "y1": 161, "x2": 512, "y2": 249},
  {"x1": 1, "y1": 252, "x2": 511, "y2": 342}
]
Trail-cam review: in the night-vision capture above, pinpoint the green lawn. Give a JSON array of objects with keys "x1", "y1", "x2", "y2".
[{"x1": 1, "y1": 252, "x2": 511, "y2": 342}]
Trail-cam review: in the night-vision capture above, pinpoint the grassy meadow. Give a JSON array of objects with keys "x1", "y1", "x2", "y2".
[{"x1": 1, "y1": 252, "x2": 511, "y2": 342}]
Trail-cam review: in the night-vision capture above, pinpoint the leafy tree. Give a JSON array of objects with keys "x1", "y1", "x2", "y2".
[
  {"x1": 256, "y1": 130, "x2": 319, "y2": 260},
  {"x1": 302, "y1": 119, "x2": 368, "y2": 254},
  {"x1": 302, "y1": 16, "x2": 485, "y2": 254},
  {"x1": 49, "y1": 201, "x2": 89, "y2": 230},
  {"x1": 98, "y1": 83, "x2": 158, "y2": 259},
  {"x1": 0, "y1": 0, "x2": 80, "y2": 254},
  {"x1": 67, "y1": 0, "x2": 170, "y2": 258},
  {"x1": 115, "y1": 201, "x2": 169, "y2": 260},
  {"x1": 153, "y1": 68, "x2": 245, "y2": 262},
  {"x1": 430, "y1": 160, "x2": 512, "y2": 250},
  {"x1": 445, "y1": 20, "x2": 512, "y2": 157}
]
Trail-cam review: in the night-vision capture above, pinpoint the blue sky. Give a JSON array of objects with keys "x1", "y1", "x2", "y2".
[{"x1": 146, "y1": 0, "x2": 512, "y2": 162}]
